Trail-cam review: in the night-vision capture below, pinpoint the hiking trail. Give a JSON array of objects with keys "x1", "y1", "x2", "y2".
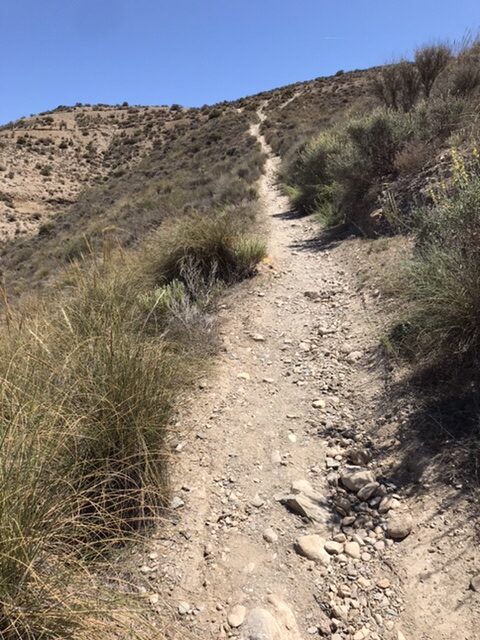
[{"x1": 144, "y1": 109, "x2": 478, "y2": 640}]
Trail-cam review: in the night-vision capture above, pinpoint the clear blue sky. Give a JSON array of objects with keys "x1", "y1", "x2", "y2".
[{"x1": 1, "y1": 0, "x2": 479, "y2": 124}]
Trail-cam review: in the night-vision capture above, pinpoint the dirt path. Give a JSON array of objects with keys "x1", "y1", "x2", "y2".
[{"x1": 146, "y1": 112, "x2": 479, "y2": 640}]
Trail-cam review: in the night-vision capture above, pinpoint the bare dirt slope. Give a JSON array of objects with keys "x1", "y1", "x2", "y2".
[
  {"x1": 135, "y1": 112, "x2": 480, "y2": 640},
  {"x1": 0, "y1": 104, "x2": 186, "y2": 241}
]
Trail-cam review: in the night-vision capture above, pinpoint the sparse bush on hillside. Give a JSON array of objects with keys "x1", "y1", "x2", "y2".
[
  {"x1": 414, "y1": 44, "x2": 451, "y2": 97},
  {"x1": 372, "y1": 63, "x2": 421, "y2": 112},
  {"x1": 447, "y1": 54, "x2": 480, "y2": 97},
  {"x1": 396, "y1": 61, "x2": 422, "y2": 112},
  {"x1": 412, "y1": 95, "x2": 467, "y2": 142}
]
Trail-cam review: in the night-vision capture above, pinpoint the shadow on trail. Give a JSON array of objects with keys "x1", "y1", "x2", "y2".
[
  {"x1": 271, "y1": 209, "x2": 307, "y2": 221},
  {"x1": 290, "y1": 223, "x2": 354, "y2": 252},
  {"x1": 374, "y1": 361, "x2": 480, "y2": 537}
]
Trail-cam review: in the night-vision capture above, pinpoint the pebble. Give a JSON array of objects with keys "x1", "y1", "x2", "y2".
[
  {"x1": 263, "y1": 527, "x2": 278, "y2": 543},
  {"x1": 386, "y1": 512, "x2": 413, "y2": 540},
  {"x1": 470, "y1": 574, "x2": 480, "y2": 592},
  {"x1": 325, "y1": 540, "x2": 344, "y2": 555},
  {"x1": 377, "y1": 578, "x2": 391, "y2": 590},
  {"x1": 178, "y1": 601, "x2": 190, "y2": 615},
  {"x1": 251, "y1": 493, "x2": 265, "y2": 508},
  {"x1": 312, "y1": 398, "x2": 326, "y2": 409},
  {"x1": 170, "y1": 496, "x2": 185, "y2": 509},
  {"x1": 295, "y1": 534, "x2": 331, "y2": 566},
  {"x1": 379, "y1": 496, "x2": 400, "y2": 513},
  {"x1": 341, "y1": 469, "x2": 375, "y2": 492},
  {"x1": 357, "y1": 482, "x2": 380, "y2": 501},
  {"x1": 240, "y1": 607, "x2": 282, "y2": 640},
  {"x1": 227, "y1": 604, "x2": 247, "y2": 628},
  {"x1": 344, "y1": 541, "x2": 361, "y2": 559},
  {"x1": 346, "y1": 350, "x2": 363, "y2": 363}
]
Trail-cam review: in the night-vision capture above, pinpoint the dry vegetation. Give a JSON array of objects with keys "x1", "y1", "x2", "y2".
[{"x1": 0, "y1": 97, "x2": 267, "y2": 637}]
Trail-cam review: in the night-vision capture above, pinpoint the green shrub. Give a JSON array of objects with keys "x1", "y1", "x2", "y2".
[
  {"x1": 283, "y1": 129, "x2": 343, "y2": 213},
  {"x1": 283, "y1": 109, "x2": 411, "y2": 233},
  {"x1": 393, "y1": 157, "x2": 480, "y2": 374},
  {"x1": 412, "y1": 95, "x2": 467, "y2": 141}
]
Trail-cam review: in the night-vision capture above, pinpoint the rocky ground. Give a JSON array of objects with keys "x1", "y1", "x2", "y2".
[{"x1": 128, "y1": 113, "x2": 478, "y2": 640}]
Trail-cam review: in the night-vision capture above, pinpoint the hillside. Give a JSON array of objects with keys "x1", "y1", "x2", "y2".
[
  {"x1": 0, "y1": 68, "x2": 374, "y2": 294},
  {"x1": 1, "y1": 48, "x2": 480, "y2": 640}
]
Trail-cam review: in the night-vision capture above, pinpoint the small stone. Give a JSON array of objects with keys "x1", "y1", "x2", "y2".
[
  {"x1": 227, "y1": 604, "x2": 247, "y2": 628},
  {"x1": 348, "y1": 448, "x2": 371, "y2": 466},
  {"x1": 346, "y1": 350, "x2": 363, "y2": 363},
  {"x1": 344, "y1": 541, "x2": 361, "y2": 559},
  {"x1": 357, "y1": 482, "x2": 380, "y2": 501},
  {"x1": 377, "y1": 578, "x2": 391, "y2": 590},
  {"x1": 307, "y1": 626, "x2": 318, "y2": 635},
  {"x1": 149, "y1": 593, "x2": 159, "y2": 606},
  {"x1": 386, "y1": 512, "x2": 413, "y2": 540},
  {"x1": 251, "y1": 493, "x2": 265, "y2": 508},
  {"x1": 326, "y1": 457, "x2": 341, "y2": 469},
  {"x1": 334, "y1": 496, "x2": 352, "y2": 516},
  {"x1": 312, "y1": 399, "x2": 326, "y2": 409},
  {"x1": 295, "y1": 534, "x2": 331, "y2": 566},
  {"x1": 252, "y1": 334, "x2": 265, "y2": 342},
  {"x1": 288, "y1": 433, "x2": 297, "y2": 443},
  {"x1": 170, "y1": 496, "x2": 185, "y2": 509},
  {"x1": 341, "y1": 469, "x2": 375, "y2": 492},
  {"x1": 263, "y1": 527, "x2": 278, "y2": 543},
  {"x1": 470, "y1": 574, "x2": 480, "y2": 592},
  {"x1": 333, "y1": 533, "x2": 347, "y2": 543},
  {"x1": 271, "y1": 450, "x2": 281, "y2": 463},
  {"x1": 240, "y1": 607, "x2": 283, "y2": 640},
  {"x1": 237, "y1": 372, "x2": 251, "y2": 380},
  {"x1": 280, "y1": 488, "x2": 330, "y2": 524},
  {"x1": 379, "y1": 496, "x2": 400, "y2": 513},
  {"x1": 325, "y1": 540, "x2": 344, "y2": 555},
  {"x1": 178, "y1": 601, "x2": 190, "y2": 615}
]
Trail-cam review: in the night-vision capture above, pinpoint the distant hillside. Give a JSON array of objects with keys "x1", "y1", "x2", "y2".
[{"x1": 0, "y1": 68, "x2": 373, "y2": 294}]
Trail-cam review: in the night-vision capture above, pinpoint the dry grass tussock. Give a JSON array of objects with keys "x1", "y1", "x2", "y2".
[{"x1": 0, "y1": 206, "x2": 266, "y2": 638}]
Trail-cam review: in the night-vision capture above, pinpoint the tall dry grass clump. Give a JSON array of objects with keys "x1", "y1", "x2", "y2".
[
  {"x1": 0, "y1": 205, "x2": 266, "y2": 638},
  {"x1": 142, "y1": 206, "x2": 266, "y2": 286}
]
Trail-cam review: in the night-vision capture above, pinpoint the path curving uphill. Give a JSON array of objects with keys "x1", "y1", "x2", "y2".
[{"x1": 147, "y1": 109, "x2": 478, "y2": 640}]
